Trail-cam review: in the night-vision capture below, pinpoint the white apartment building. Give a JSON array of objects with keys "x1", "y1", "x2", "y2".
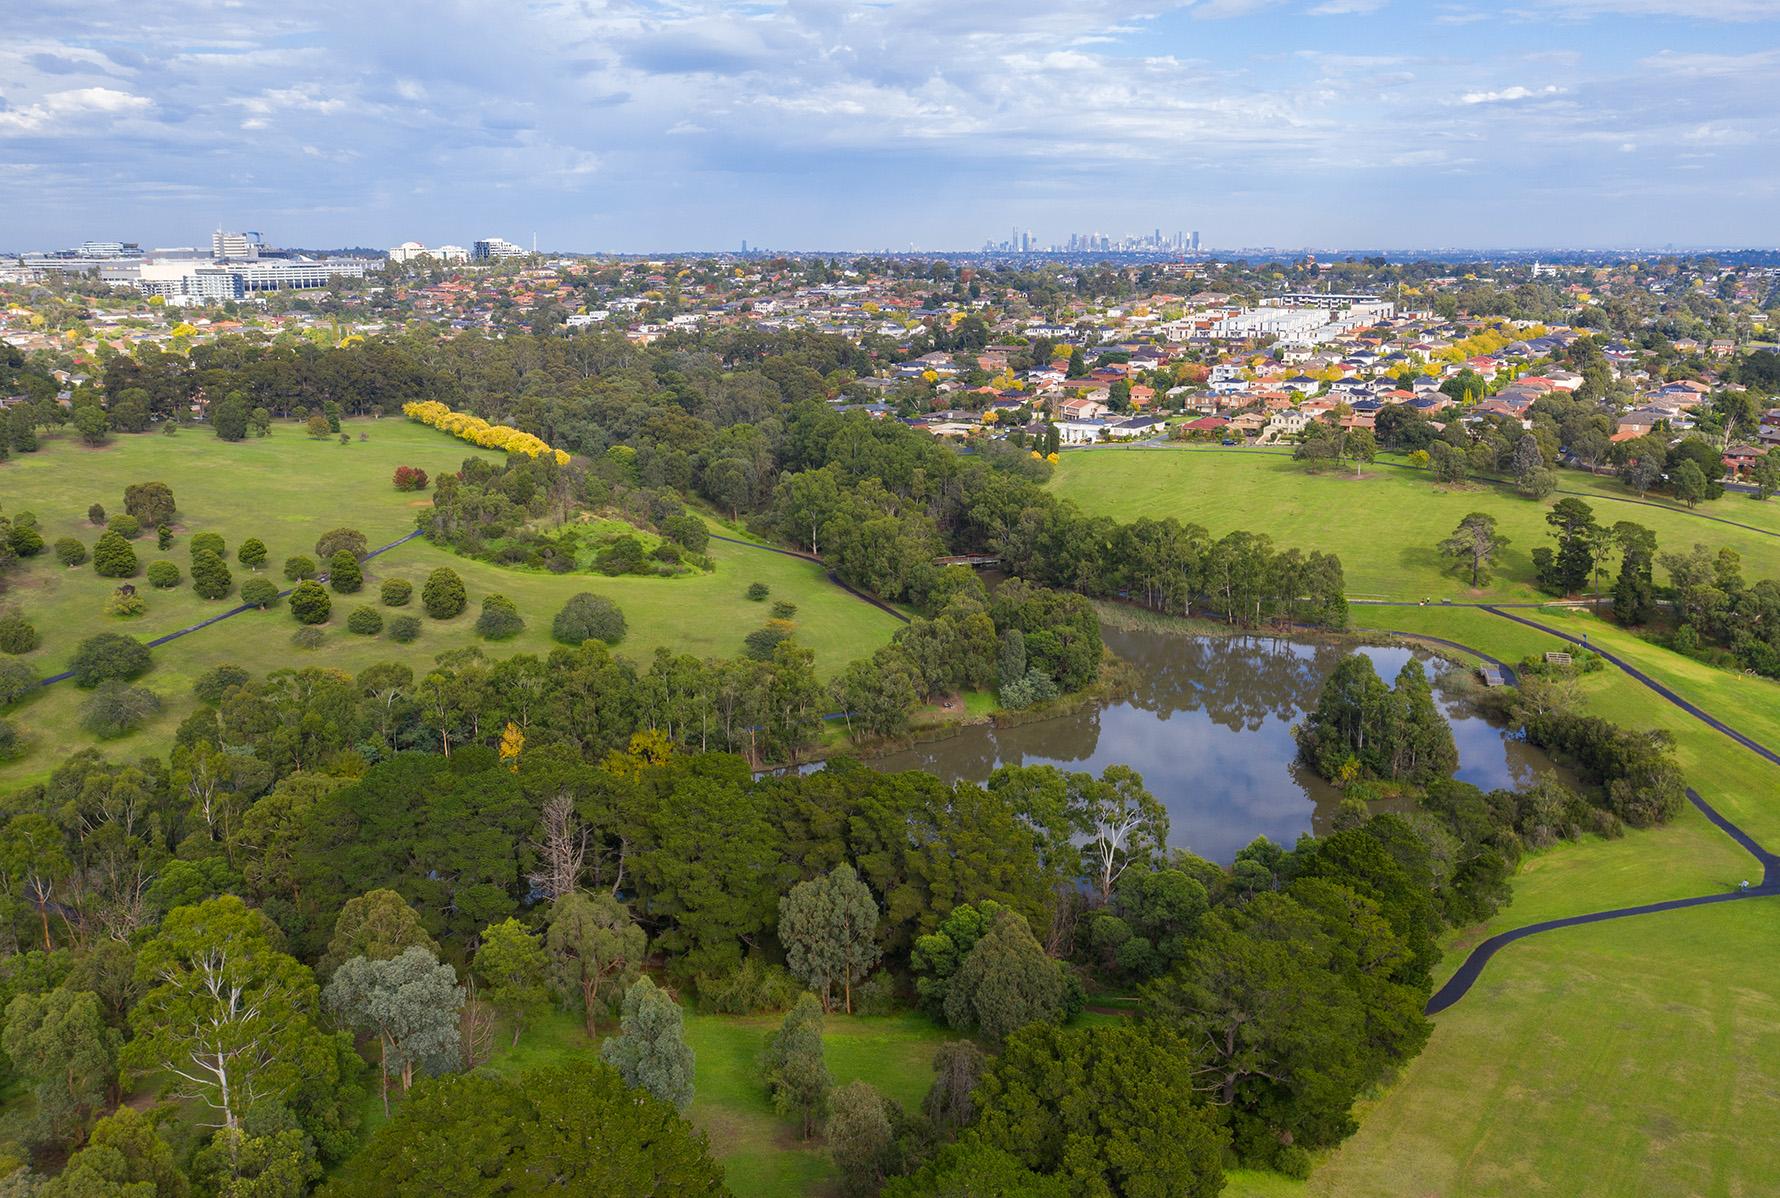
[
  {"x1": 137, "y1": 256, "x2": 374, "y2": 301},
  {"x1": 388, "y1": 241, "x2": 470, "y2": 264},
  {"x1": 472, "y1": 237, "x2": 526, "y2": 260}
]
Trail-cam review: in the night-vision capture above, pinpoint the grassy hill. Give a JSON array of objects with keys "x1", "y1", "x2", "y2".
[
  {"x1": 1049, "y1": 446, "x2": 1780, "y2": 601},
  {"x1": 0, "y1": 421, "x2": 902, "y2": 784}
]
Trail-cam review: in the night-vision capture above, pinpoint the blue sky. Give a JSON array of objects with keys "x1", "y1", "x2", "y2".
[{"x1": 3, "y1": 0, "x2": 1777, "y2": 251}]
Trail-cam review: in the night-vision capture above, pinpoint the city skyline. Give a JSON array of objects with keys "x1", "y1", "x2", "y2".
[{"x1": 3, "y1": 1, "x2": 1778, "y2": 252}]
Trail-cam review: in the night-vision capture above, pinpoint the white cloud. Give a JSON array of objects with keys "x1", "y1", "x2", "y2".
[
  {"x1": 1459, "y1": 84, "x2": 1565, "y2": 104},
  {"x1": 0, "y1": 86, "x2": 151, "y2": 133}
]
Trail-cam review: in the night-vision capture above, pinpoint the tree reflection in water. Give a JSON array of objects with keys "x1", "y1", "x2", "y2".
[{"x1": 868, "y1": 625, "x2": 1555, "y2": 864}]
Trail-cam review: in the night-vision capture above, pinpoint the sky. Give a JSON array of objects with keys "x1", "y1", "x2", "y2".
[{"x1": 3, "y1": 0, "x2": 1778, "y2": 252}]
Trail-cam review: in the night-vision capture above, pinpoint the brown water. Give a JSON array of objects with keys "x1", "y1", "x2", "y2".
[{"x1": 871, "y1": 624, "x2": 1555, "y2": 864}]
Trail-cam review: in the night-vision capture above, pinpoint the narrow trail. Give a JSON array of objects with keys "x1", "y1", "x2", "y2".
[
  {"x1": 1478, "y1": 604, "x2": 1780, "y2": 770},
  {"x1": 37, "y1": 530, "x2": 426, "y2": 687},
  {"x1": 1425, "y1": 788, "x2": 1778, "y2": 1014},
  {"x1": 1414, "y1": 605, "x2": 1780, "y2": 1015}
]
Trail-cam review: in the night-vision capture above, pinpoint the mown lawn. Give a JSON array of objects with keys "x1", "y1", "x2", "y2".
[
  {"x1": 1049, "y1": 446, "x2": 1780, "y2": 602},
  {"x1": 1284, "y1": 602, "x2": 1780, "y2": 1197},
  {"x1": 0, "y1": 424, "x2": 902, "y2": 784},
  {"x1": 1309, "y1": 899, "x2": 1780, "y2": 1198}
]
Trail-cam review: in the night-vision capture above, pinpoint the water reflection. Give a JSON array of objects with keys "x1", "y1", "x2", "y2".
[{"x1": 869, "y1": 625, "x2": 1553, "y2": 864}]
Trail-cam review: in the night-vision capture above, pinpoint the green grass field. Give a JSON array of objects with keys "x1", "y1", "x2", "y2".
[
  {"x1": 0, "y1": 423, "x2": 902, "y2": 784},
  {"x1": 1258, "y1": 602, "x2": 1780, "y2": 1197},
  {"x1": 1050, "y1": 446, "x2": 1780, "y2": 601}
]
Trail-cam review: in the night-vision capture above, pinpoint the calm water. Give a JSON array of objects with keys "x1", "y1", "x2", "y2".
[{"x1": 870, "y1": 624, "x2": 1553, "y2": 864}]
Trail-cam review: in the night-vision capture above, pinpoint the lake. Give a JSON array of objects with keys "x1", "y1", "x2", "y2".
[{"x1": 869, "y1": 623, "x2": 1553, "y2": 864}]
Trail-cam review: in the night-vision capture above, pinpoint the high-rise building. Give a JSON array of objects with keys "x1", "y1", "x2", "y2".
[
  {"x1": 1191, "y1": 231, "x2": 1201, "y2": 252},
  {"x1": 211, "y1": 230, "x2": 257, "y2": 261},
  {"x1": 472, "y1": 237, "x2": 526, "y2": 261}
]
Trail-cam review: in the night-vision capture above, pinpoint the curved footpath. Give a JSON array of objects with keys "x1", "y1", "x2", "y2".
[
  {"x1": 1425, "y1": 789, "x2": 1778, "y2": 1015},
  {"x1": 1416, "y1": 605, "x2": 1780, "y2": 1014}
]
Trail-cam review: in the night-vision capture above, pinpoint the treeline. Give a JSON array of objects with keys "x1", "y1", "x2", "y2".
[
  {"x1": 1659, "y1": 542, "x2": 1780, "y2": 678},
  {"x1": 81, "y1": 329, "x2": 1351, "y2": 632}
]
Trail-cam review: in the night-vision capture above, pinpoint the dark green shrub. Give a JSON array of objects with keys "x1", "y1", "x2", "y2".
[
  {"x1": 192, "y1": 665, "x2": 249, "y2": 705},
  {"x1": 240, "y1": 578, "x2": 280, "y2": 609},
  {"x1": 190, "y1": 532, "x2": 225, "y2": 559},
  {"x1": 0, "y1": 614, "x2": 38, "y2": 655},
  {"x1": 284, "y1": 555, "x2": 318, "y2": 581},
  {"x1": 238, "y1": 538, "x2": 267, "y2": 570},
  {"x1": 54, "y1": 538, "x2": 87, "y2": 567},
  {"x1": 92, "y1": 531, "x2": 138, "y2": 578},
  {"x1": 191, "y1": 550, "x2": 233, "y2": 600},
  {"x1": 661, "y1": 514, "x2": 709, "y2": 554},
  {"x1": 146, "y1": 560, "x2": 181, "y2": 589},
  {"x1": 595, "y1": 535, "x2": 646, "y2": 576},
  {"x1": 347, "y1": 606, "x2": 384, "y2": 635},
  {"x1": 552, "y1": 593, "x2": 627, "y2": 646},
  {"x1": 771, "y1": 601, "x2": 798, "y2": 620},
  {"x1": 475, "y1": 594, "x2": 523, "y2": 640},
  {"x1": 70, "y1": 632, "x2": 151, "y2": 687},
  {"x1": 0, "y1": 720, "x2": 19, "y2": 762},
  {"x1": 288, "y1": 580, "x2": 331, "y2": 625},
  {"x1": 87, "y1": 503, "x2": 106, "y2": 526},
  {"x1": 108, "y1": 513, "x2": 141, "y2": 540},
  {"x1": 328, "y1": 549, "x2": 363, "y2": 594},
  {"x1": 422, "y1": 568, "x2": 466, "y2": 619},
  {"x1": 6, "y1": 526, "x2": 43, "y2": 558},
  {"x1": 380, "y1": 578, "x2": 412, "y2": 607},
  {"x1": 387, "y1": 615, "x2": 421, "y2": 643},
  {"x1": 746, "y1": 582, "x2": 770, "y2": 601},
  {"x1": 744, "y1": 623, "x2": 793, "y2": 661}
]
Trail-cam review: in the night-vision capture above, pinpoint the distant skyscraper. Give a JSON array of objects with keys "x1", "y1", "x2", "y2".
[{"x1": 1191, "y1": 231, "x2": 1201, "y2": 251}]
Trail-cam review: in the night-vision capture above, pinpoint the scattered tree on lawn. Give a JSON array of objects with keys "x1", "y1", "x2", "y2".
[{"x1": 598, "y1": 976, "x2": 695, "y2": 1111}]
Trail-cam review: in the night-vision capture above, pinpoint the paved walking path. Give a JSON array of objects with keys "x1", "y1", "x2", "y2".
[
  {"x1": 1416, "y1": 606, "x2": 1780, "y2": 1014},
  {"x1": 1426, "y1": 789, "x2": 1779, "y2": 1015},
  {"x1": 1479, "y1": 605, "x2": 1780, "y2": 770}
]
